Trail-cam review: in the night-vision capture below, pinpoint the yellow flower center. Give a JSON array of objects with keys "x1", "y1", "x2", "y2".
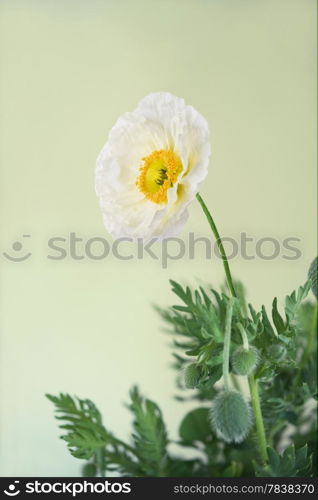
[{"x1": 136, "y1": 150, "x2": 182, "y2": 204}]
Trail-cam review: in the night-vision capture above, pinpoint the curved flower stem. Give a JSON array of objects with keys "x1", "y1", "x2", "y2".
[
  {"x1": 248, "y1": 375, "x2": 268, "y2": 464},
  {"x1": 237, "y1": 322, "x2": 249, "y2": 350},
  {"x1": 196, "y1": 191, "x2": 268, "y2": 464},
  {"x1": 196, "y1": 193, "x2": 237, "y2": 298},
  {"x1": 223, "y1": 298, "x2": 235, "y2": 391}
]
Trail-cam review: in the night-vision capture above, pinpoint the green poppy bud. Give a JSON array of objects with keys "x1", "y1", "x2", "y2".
[
  {"x1": 184, "y1": 363, "x2": 201, "y2": 389},
  {"x1": 231, "y1": 346, "x2": 259, "y2": 375},
  {"x1": 209, "y1": 391, "x2": 252, "y2": 443},
  {"x1": 308, "y1": 257, "x2": 317, "y2": 299}
]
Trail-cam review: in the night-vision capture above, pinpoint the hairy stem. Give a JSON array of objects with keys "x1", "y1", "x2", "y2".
[
  {"x1": 196, "y1": 193, "x2": 237, "y2": 298},
  {"x1": 197, "y1": 192, "x2": 268, "y2": 464},
  {"x1": 248, "y1": 375, "x2": 268, "y2": 464},
  {"x1": 223, "y1": 298, "x2": 234, "y2": 391},
  {"x1": 240, "y1": 324, "x2": 267, "y2": 463},
  {"x1": 237, "y1": 322, "x2": 249, "y2": 350}
]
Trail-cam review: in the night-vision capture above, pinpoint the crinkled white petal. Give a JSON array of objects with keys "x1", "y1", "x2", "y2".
[{"x1": 95, "y1": 92, "x2": 211, "y2": 241}]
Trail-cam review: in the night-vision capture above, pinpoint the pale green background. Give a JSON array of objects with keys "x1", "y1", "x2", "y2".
[{"x1": 0, "y1": 0, "x2": 316, "y2": 476}]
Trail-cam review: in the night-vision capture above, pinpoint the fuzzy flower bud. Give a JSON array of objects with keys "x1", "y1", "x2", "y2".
[
  {"x1": 183, "y1": 363, "x2": 202, "y2": 389},
  {"x1": 231, "y1": 346, "x2": 260, "y2": 375},
  {"x1": 209, "y1": 391, "x2": 252, "y2": 443}
]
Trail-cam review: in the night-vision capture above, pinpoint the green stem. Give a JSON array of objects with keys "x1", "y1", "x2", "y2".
[
  {"x1": 237, "y1": 322, "x2": 249, "y2": 350},
  {"x1": 95, "y1": 447, "x2": 106, "y2": 477},
  {"x1": 197, "y1": 192, "x2": 268, "y2": 464},
  {"x1": 248, "y1": 375, "x2": 268, "y2": 464},
  {"x1": 223, "y1": 298, "x2": 234, "y2": 391},
  {"x1": 196, "y1": 193, "x2": 237, "y2": 298},
  {"x1": 239, "y1": 324, "x2": 267, "y2": 463}
]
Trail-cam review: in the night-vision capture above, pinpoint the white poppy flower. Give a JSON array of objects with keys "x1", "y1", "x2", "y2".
[{"x1": 95, "y1": 92, "x2": 211, "y2": 241}]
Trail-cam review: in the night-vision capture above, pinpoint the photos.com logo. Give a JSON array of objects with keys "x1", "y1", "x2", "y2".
[{"x1": 4, "y1": 480, "x2": 131, "y2": 497}]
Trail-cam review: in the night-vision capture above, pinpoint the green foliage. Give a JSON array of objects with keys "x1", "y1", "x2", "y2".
[
  {"x1": 129, "y1": 386, "x2": 168, "y2": 476},
  {"x1": 46, "y1": 394, "x2": 108, "y2": 460},
  {"x1": 156, "y1": 281, "x2": 241, "y2": 398},
  {"x1": 81, "y1": 462, "x2": 97, "y2": 477},
  {"x1": 47, "y1": 274, "x2": 317, "y2": 478},
  {"x1": 254, "y1": 445, "x2": 312, "y2": 477},
  {"x1": 159, "y1": 279, "x2": 314, "y2": 400},
  {"x1": 156, "y1": 277, "x2": 316, "y2": 475},
  {"x1": 308, "y1": 257, "x2": 317, "y2": 298},
  {"x1": 179, "y1": 408, "x2": 211, "y2": 443},
  {"x1": 47, "y1": 390, "x2": 167, "y2": 477}
]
